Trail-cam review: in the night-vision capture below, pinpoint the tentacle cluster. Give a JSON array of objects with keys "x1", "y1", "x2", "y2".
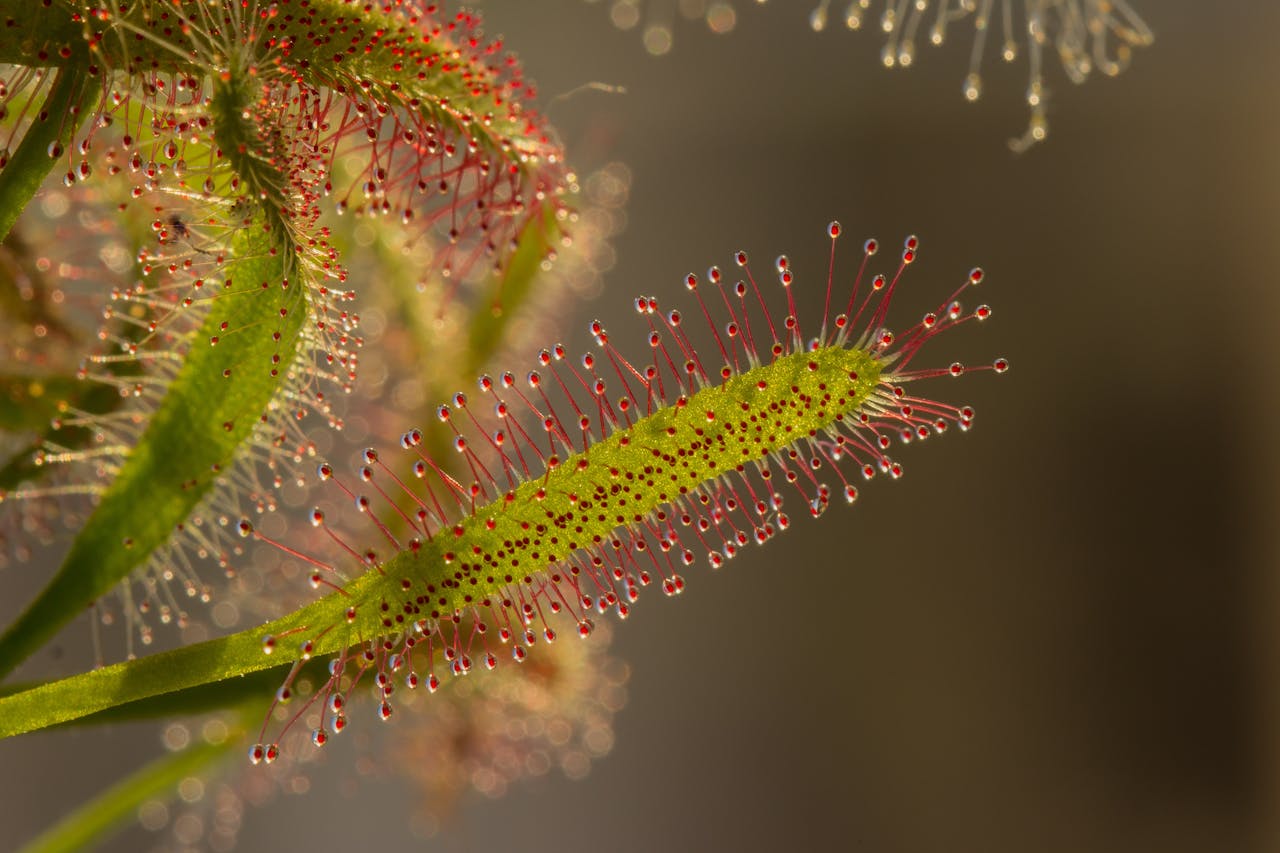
[
  {"x1": 239, "y1": 222, "x2": 1007, "y2": 761},
  {"x1": 0, "y1": 1, "x2": 568, "y2": 275},
  {"x1": 0, "y1": 0, "x2": 568, "y2": 659}
]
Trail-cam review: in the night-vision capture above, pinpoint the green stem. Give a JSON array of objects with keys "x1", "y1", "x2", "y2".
[
  {"x1": 0, "y1": 657, "x2": 331, "y2": 730},
  {"x1": 0, "y1": 573, "x2": 359, "y2": 739},
  {"x1": 0, "y1": 64, "x2": 98, "y2": 243},
  {"x1": 16, "y1": 731, "x2": 239, "y2": 853}
]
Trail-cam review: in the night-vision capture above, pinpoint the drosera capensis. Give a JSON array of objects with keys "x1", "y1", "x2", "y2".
[
  {"x1": 235, "y1": 220, "x2": 1009, "y2": 762},
  {"x1": 0, "y1": 89, "x2": 363, "y2": 669},
  {"x1": 0, "y1": 0, "x2": 570, "y2": 281},
  {"x1": 0, "y1": 0, "x2": 577, "y2": 672}
]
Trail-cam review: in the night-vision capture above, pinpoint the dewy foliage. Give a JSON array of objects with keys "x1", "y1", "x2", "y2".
[
  {"x1": 0, "y1": 0, "x2": 567, "y2": 680},
  {"x1": 0, "y1": 339, "x2": 885, "y2": 738},
  {"x1": 0, "y1": 12, "x2": 1007, "y2": 853},
  {"x1": 0, "y1": 224, "x2": 304, "y2": 676}
]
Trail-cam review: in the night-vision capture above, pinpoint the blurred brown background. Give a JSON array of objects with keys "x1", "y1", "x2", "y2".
[{"x1": 3, "y1": 1, "x2": 1276, "y2": 850}]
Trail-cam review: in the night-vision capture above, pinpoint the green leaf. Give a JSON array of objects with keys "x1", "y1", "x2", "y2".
[
  {"x1": 0, "y1": 64, "x2": 99, "y2": 243},
  {"x1": 0, "y1": 589, "x2": 348, "y2": 738},
  {"x1": 0, "y1": 223, "x2": 307, "y2": 680},
  {"x1": 16, "y1": 730, "x2": 240, "y2": 853},
  {"x1": 0, "y1": 657, "x2": 330, "y2": 729},
  {"x1": 0, "y1": 342, "x2": 890, "y2": 740}
]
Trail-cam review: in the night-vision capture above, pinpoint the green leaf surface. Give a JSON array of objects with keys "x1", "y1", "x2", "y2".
[
  {"x1": 0, "y1": 582, "x2": 358, "y2": 738},
  {"x1": 20, "y1": 657, "x2": 330, "y2": 729},
  {"x1": 0, "y1": 344, "x2": 886, "y2": 739},
  {"x1": 0, "y1": 224, "x2": 307, "y2": 680},
  {"x1": 0, "y1": 64, "x2": 98, "y2": 243}
]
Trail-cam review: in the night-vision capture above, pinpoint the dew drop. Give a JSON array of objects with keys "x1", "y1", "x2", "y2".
[{"x1": 963, "y1": 72, "x2": 982, "y2": 102}]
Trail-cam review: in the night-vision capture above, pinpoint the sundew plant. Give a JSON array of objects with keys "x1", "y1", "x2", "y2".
[{"x1": 0, "y1": 1, "x2": 1153, "y2": 850}]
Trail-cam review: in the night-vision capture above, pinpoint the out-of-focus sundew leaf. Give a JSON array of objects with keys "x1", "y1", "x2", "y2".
[
  {"x1": 0, "y1": 376, "x2": 122, "y2": 493},
  {"x1": 15, "y1": 725, "x2": 242, "y2": 853},
  {"x1": 466, "y1": 203, "x2": 564, "y2": 377}
]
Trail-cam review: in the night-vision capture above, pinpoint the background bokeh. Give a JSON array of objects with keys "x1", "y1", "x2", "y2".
[{"x1": 3, "y1": 1, "x2": 1276, "y2": 851}]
